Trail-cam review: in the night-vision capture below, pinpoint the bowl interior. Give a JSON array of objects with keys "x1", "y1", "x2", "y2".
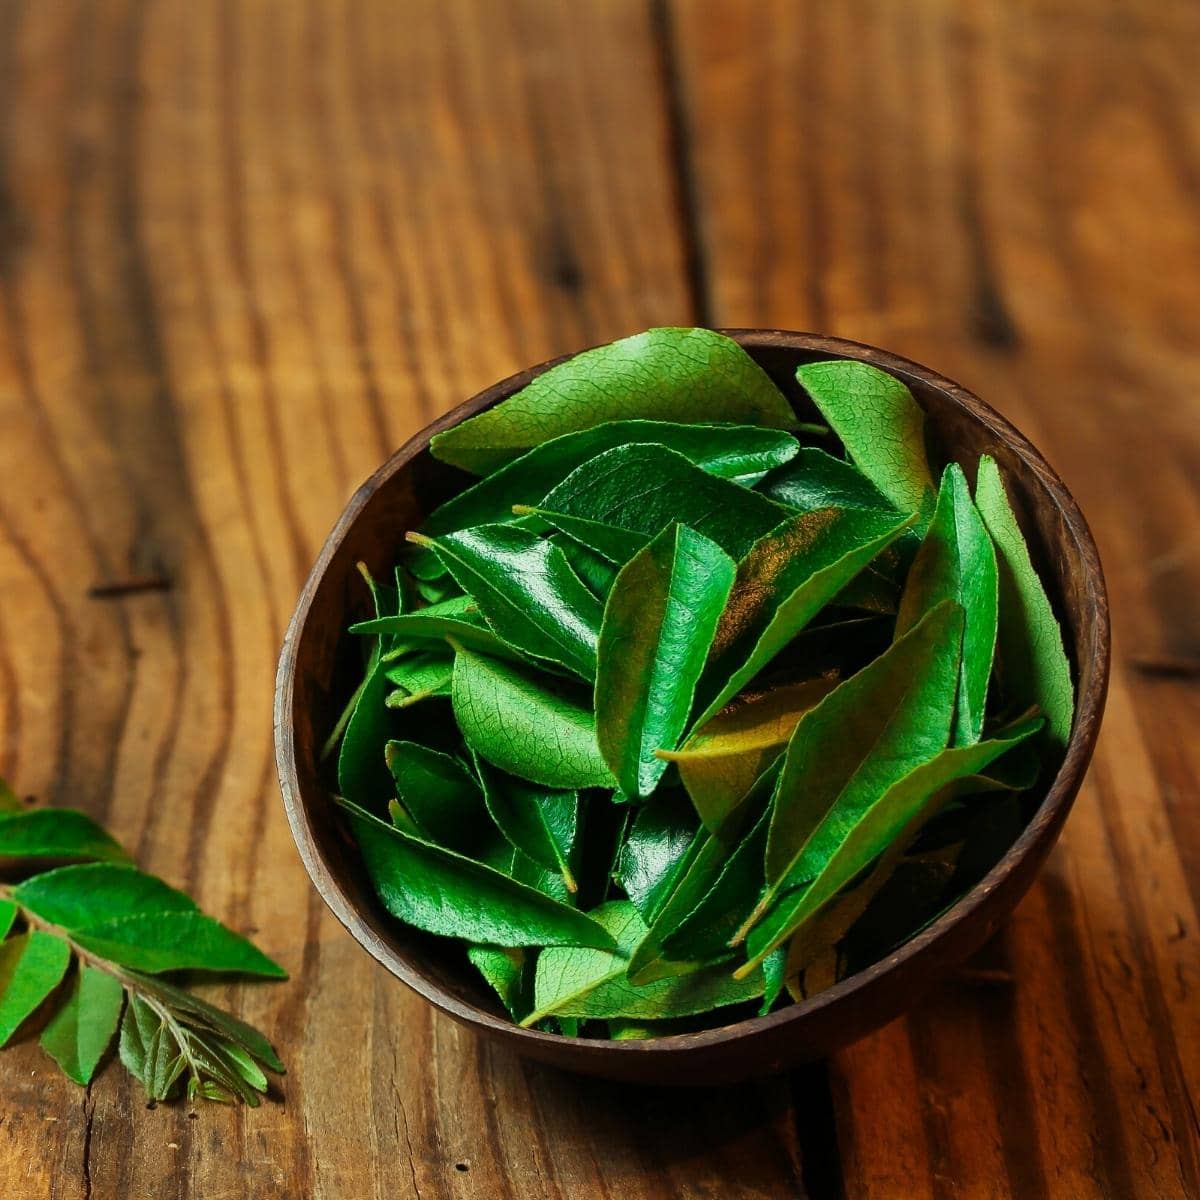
[{"x1": 276, "y1": 331, "x2": 1108, "y2": 1073}]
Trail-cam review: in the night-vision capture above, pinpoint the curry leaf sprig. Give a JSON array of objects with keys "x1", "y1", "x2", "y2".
[
  {"x1": 330, "y1": 327, "x2": 1074, "y2": 1037},
  {"x1": 0, "y1": 780, "x2": 285, "y2": 1103}
]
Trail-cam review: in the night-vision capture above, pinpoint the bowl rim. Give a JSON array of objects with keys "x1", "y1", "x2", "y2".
[{"x1": 274, "y1": 328, "x2": 1110, "y2": 1062}]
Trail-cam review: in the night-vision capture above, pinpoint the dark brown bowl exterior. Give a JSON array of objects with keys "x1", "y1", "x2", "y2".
[{"x1": 274, "y1": 331, "x2": 1109, "y2": 1085}]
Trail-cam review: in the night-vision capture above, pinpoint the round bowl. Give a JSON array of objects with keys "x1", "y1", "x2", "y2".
[{"x1": 274, "y1": 330, "x2": 1109, "y2": 1085}]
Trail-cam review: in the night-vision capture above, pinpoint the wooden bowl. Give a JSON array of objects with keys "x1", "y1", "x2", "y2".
[{"x1": 274, "y1": 330, "x2": 1109, "y2": 1085}]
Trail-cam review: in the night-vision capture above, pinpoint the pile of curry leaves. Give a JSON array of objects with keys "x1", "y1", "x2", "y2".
[
  {"x1": 0, "y1": 779, "x2": 285, "y2": 1103},
  {"x1": 330, "y1": 327, "x2": 1073, "y2": 1037}
]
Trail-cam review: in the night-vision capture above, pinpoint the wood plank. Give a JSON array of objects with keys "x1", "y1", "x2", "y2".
[
  {"x1": 670, "y1": 0, "x2": 1200, "y2": 1195},
  {"x1": 0, "y1": 1, "x2": 812, "y2": 1197}
]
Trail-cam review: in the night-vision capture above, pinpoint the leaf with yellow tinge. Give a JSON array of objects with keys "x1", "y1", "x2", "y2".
[
  {"x1": 657, "y1": 678, "x2": 838, "y2": 832},
  {"x1": 692, "y1": 505, "x2": 916, "y2": 728}
]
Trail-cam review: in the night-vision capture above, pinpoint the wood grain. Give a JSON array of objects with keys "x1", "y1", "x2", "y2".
[
  {"x1": 670, "y1": 0, "x2": 1200, "y2": 1195},
  {"x1": 0, "y1": 0, "x2": 1195, "y2": 1196}
]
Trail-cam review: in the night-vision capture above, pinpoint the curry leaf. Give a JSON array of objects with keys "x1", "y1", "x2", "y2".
[
  {"x1": 336, "y1": 658, "x2": 393, "y2": 812},
  {"x1": 758, "y1": 447, "x2": 896, "y2": 514},
  {"x1": 353, "y1": 595, "x2": 522, "y2": 663},
  {"x1": 658, "y1": 678, "x2": 838, "y2": 833},
  {"x1": 521, "y1": 901, "x2": 763, "y2": 1026},
  {"x1": 413, "y1": 525, "x2": 602, "y2": 680},
  {"x1": 431, "y1": 328, "x2": 800, "y2": 473},
  {"x1": 467, "y1": 945, "x2": 531, "y2": 1020},
  {"x1": 342, "y1": 801, "x2": 615, "y2": 949},
  {"x1": 452, "y1": 649, "x2": 614, "y2": 789},
  {"x1": 39, "y1": 966, "x2": 125, "y2": 1085},
  {"x1": 385, "y1": 652, "x2": 453, "y2": 707},
  {"x1": 614, "y1": 794, "x2": 700, "y2": 922},
  {"x1": 531, "y1": 444, "x2": 793, "y2": 563},
  {"x1": 693, "y1": 506, "x2": 916, "y2": 727},
  {"x1": 596, "y1": 525, "x2": 736, "y2": 798},
  {"x1": 897, "y1": 463, "x2": 998, "y2": 745},
  {"x1": 475, "y1": 757, "x2": 581, "y2": 892},
  {"x1": 975, "y1": 455, "x2": 1074, "y2": 747},
  {"x1": 385, "y1": 741, "x2": 490, "y2": 855},
  {"x1": 0, "y1": 931, "x2": 71, "y2": 1045},
  {"x1": 796, "y1": 360, "x2": 936, "y2": 519},
  {"x1": 13, "y1": 864, "x2": 286, "y2": 978},
  {"x1": 760, "y1": 601, "x2": 964, "y2": 906},
  {"x1": 643, "y1": 804, "x2": 773, "y2": 977},
  {"x1": 422, "y1": 420, "x2": 801, "y2": 535},
  {"x1": 0, "y1": 809, "x2": 130, "y2": 864},
  {"x1": 739, "y1": 715, "x2": 1042, "y2": 975}
]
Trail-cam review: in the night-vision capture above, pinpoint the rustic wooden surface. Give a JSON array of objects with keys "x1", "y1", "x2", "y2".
[{"x1": 0, "y1": 0, "x2": 1195, "y2": 1196}]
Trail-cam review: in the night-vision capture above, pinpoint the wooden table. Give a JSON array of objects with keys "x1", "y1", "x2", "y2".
[{"x1": 1, "y1": 2, "x2": 1197, "y2": 1196}]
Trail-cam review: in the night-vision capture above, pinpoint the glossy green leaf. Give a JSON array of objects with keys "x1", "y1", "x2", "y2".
[
  {"x1": 740, "y1": 714, "x2": 1041, "y2": 974},
  {"x1": 422, "y1": 420, "x2": 801, "y2": 535},
  {"x1": 430, "y1": 328, "x2": 799, "y2": 473},
  {"x1": 693, "y1": 506, "x2": 916, "y2": 727},
  {"x1": 0, "y1": 809, "x2": 130, "y2": 864},
  {"x1": 516, "y1": 506, "x2": 649, "y2": 566},
  {"x1": 647, "y1": 804, "x2": 773, "y2": 975},
  {"x1": 897, "y1": 463, "x2": 998, "y2": 745},
  {"x1": 452, "y1": 649, "x2": 614, "y2": 789},
  {"x1": 13, "y1": 864, "x2": 286, "y2": 978},
  {"x1": 336, "y1": 658, "x2": 393, "y2": 812},
  {"x1": 487, "y1": 841, "x2": 576, "y2": 906},
  {"x1": 975, "y1": 455, "x2": 1074, "y2": 748},
  {"x1": 796, "y1": 360, "x2": 936, "y2": 519},
  {"x1": 532, "y1": 444, "x2": 793, "y2": 564},
  {"x1": 0, "y1": 900, "x2": 15, "y2": 940},
  {"x1": 615, "y1": 793, "x2": 700, "y2": 921},
  {"x1": 659, "y1": 678, "x2": 838, "y2": 833},
  {"x1": 385, "y1": 652, "x2": 453, "y2": 707},
  {"x1": 475, "y1": 758, "x2": 580, "y2": 892},
  {"x1": 0, "y1": 931, "x2": 71, "y2": 1046},
  {"x1": 553, "y1": 535, "x2": 619, "y2": 598},
  {"x1": 343, "y1": 801, "x2": 614, "y2": 949},
  {"x1": 596, "y1": 525, "x2": 736, "y2": 798},
  {"x1": 414, "y1": 525, "x2": 601, "y2": 680},
  {"x1": 467, "y1": 946, "x2": 530, "y2": 1020},
  {"x1": 758, "y1": 447, "x2": 895, "y2": 513},
  {"x1": 625, "y1": 768, "x2": 777, "y2": 983},
  {"x1": 39, "y1": 966, "x2": 125, "y2": 1085},
  {"x1": 14, "y1": 864, "x2": 194, "y2": 928},
  {"x1": 73, "y1": 916, "x2": 283, "y2": 978},
  {"x1": 353, "y1": 595, "x2": 522, "y2": 662},
  {"x1": 761, "y1": 602, "x2": 963, "y2": 898},
  {"x1": 521, "y1": 901, "x2": 763, "y2": 1026},
  {"x1": 385, "y1": 741, "x2": 490, "y2": 855}
]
